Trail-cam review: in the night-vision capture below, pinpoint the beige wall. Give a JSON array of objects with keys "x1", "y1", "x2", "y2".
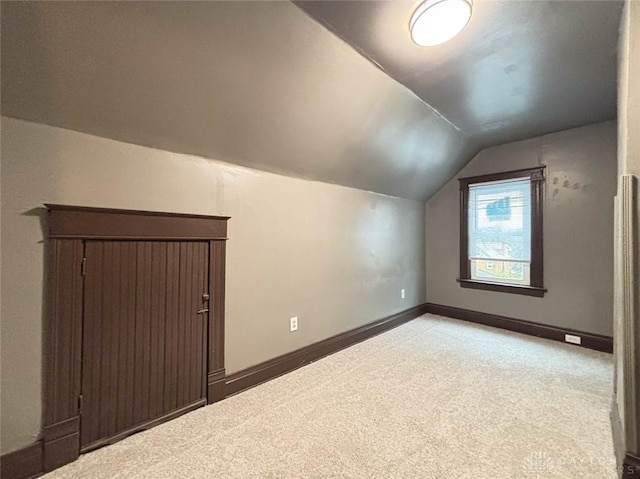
[
  {"x1": 0, "y1": 117, "x2": 426, "y2": 454},
  {"x1": 426, "y1": 121, "x2": 617, "y2": 336},
  {"x1": 615, "y1": 0, "x2": 640, "y2": 458}
]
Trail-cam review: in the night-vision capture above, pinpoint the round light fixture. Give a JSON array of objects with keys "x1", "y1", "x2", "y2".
[{"x1": 410, "y1": 0, "x2": 473, "y2": 47}]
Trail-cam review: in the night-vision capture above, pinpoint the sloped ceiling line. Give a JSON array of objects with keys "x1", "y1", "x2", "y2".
[
  {"x1": 296, "y1": 0, "x2": 622, "y2": 148},
  {"x1": 296, "y1": 7, "x2": 469, "y2": 137},
  {"x1": 1, "y1": 0, "x2": 622, "y2": 201}
]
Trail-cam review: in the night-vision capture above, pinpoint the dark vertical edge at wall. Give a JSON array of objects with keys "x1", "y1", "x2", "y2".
[
  {"x1": 530, "y1": 168, "x2": 545, "y2": 288},
  {"x1": 619, "y1": 175, "x2": 639, "y2": 454},
  {"x1": 426, "y1": 303, "x2": 613, "y2": 353},
  {"x1": 43, "y1": 238, "x2": 83, "y2": 472},
  {"x1": 207, "y1": 240, "x2": 226, "y2": 403},
  {"x1": 630, "y1": 176, "x2": 640, "y2": 457},
  {"x1": 225, "y1": 303, "x2": 430, "y2": 397},
  {"x1": 459, "y1": 183, "x2": 469, "y2": 279},
  {"x1": 0, "y1": 442, "x2": 43, "y2": 479}
]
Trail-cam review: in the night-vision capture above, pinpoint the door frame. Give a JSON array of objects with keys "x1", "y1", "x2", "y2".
[{"x1": 42, "y1": 204, "x2": 229, "y2": 472}]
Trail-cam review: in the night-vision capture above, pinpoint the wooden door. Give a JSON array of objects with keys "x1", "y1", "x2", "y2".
[{"x1": 80, "y1": 240, "x2": 209, "y2": 451}]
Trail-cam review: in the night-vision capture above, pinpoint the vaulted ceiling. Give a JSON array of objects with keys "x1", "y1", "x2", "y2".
[
  {"x1": 297, "y1": 0, "x2": 622, "y2": 148},
  {"x1": 1, "y1": 1, "x2": 623, "y2": 201}
]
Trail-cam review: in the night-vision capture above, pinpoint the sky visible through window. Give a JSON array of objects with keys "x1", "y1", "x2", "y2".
[{"x1": 469, "y1": 178, "x2": 531, "y2": 284}]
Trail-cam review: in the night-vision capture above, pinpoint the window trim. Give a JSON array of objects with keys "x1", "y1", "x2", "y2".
[{"x1": 458, "y1": 167, "x2": 546, "y2": 297}]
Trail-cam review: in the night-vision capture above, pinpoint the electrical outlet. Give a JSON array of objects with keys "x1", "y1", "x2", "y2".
[
  {"x1": 290, "y1": 316, "x2": 298, "y2": 332},
  {"x1": 565, "y1": 334, "x2": 581, "y2": 345},
  {"x1": 401, "y1": 289, "x2": 406, "y2": 299}
]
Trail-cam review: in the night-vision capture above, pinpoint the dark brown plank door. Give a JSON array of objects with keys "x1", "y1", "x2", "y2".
[{"x1": 80, "y1": 240, "x2": 209, "y2": 451}]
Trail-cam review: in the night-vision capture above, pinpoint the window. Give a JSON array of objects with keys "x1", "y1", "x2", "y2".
[{"x1": 458, "y1": 167, "x2": 546, "y2": 297}]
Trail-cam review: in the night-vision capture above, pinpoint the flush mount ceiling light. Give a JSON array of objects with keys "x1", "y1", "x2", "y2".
[{"x1": 410, "y1": 0, "x2": 473, "y2": 46}]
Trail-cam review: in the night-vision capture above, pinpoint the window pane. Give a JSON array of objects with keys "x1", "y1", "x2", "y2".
[
  {"x1": 468, "y1": 178, "x2": 531, "y2": 283},
  {"x1": 470, "y1": 259, "x2": 530, "y2": 285}
]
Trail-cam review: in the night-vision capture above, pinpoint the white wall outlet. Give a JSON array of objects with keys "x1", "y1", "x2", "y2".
[
  {"x1": 565, "y1": 334, "x2": 581, "y2": 345},
  {"x1": 290, "y1": 316, "x2": 298, "y2": 332},
  {"x1": 401, "y1": 289, "x2": 406, "y2": 299}
]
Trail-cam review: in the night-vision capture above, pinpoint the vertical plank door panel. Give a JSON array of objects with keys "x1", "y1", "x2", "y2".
[
  {"x1": 81, "y1": 241, "x2": 209, "y2": 451},
  {"x1": 164, "y1": 242, "x2": 179, "y2": 413}
]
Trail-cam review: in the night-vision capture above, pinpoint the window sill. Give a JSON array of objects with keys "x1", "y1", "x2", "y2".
[{"x1": 457, "y1": 279, "x2": 546, "y2": 297}]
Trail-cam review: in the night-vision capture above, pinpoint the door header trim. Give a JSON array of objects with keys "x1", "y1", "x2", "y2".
[{"x1": 45, "y1": 204, "x2": 229, "y2": 240}]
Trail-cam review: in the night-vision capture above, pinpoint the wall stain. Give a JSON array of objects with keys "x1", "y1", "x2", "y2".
[
  {"x1": 553, "y1": 177, "x2": 559, "y2": 185},
  {"x1": 563, "y1": 180, "x2": 570, "y2": 187},
  {"x1": 504, "y1": 64, "x2": 519, "y2": 75},
  {"x1": 572, "y1": 182, "x2": 580, "y2": 190},
  {"x1": 552, "y1": 188, "x2": 559, "y2": 197}
]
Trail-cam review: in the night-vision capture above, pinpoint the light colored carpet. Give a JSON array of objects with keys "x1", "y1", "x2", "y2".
[{"x1": 43, "y1": 314, "x2": 616, "y2": 478}]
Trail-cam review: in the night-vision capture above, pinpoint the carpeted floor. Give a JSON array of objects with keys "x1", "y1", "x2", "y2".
[{"x1": 43, "y1": 314, "x2": 616, "y2": 478}]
